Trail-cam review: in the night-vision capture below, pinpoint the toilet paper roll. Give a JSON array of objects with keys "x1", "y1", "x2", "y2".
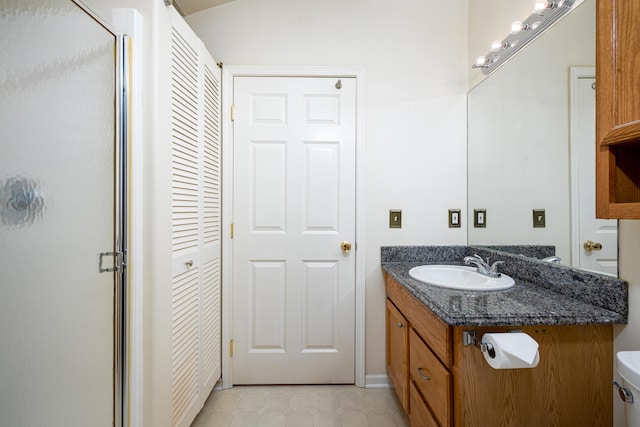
[{"x1": 481, "y1": 332, "x2": 540, "y2": 370}]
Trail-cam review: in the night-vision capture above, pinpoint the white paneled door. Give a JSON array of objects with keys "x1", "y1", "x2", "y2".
[
  {"x1": 232, "y1": 76, "x2": 357, "y2": 384},
  {"x1": 570, "y1": 69, "x2": 618, "y2": 275}
]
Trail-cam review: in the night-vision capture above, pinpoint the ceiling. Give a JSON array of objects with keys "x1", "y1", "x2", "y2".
[{"x1": 173, "y1": 0, "x2": 235, "y2": 16}]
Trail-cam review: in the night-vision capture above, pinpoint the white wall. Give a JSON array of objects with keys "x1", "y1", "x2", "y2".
[{"x1": 187, "y1": 0, "x2": 469, "y2": 381}]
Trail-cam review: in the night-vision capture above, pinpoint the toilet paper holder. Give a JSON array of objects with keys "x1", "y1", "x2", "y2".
[{"x1": 463, "y1": 330, "x2": 496, "y2": 358}]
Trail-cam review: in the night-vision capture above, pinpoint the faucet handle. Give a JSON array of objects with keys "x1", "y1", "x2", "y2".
[
  {"x1": 490, "y1": 260, "x2": 504, "y2": 277},
  {"x1": 472, "y1": 254, "x2": 487, "y2": 264}
]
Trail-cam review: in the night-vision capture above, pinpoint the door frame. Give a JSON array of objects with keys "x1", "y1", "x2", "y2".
[{"x1": 221, "y1": 65, "x2": 366, "y2": 388}]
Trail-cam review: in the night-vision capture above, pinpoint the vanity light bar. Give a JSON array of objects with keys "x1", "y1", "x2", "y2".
[{"x1": 472, "y1": 0, "x2": 575, "y2": 74}]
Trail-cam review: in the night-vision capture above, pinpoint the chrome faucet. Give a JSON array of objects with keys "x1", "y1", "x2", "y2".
[
  {"x1": 463, "y1": 254, "x2": 503, "y2": 278},
  {"x1": 541, "y1": 256, "x2": 561, "y2": 264}
]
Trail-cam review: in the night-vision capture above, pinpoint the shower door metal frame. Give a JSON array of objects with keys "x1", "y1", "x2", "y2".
[
  {"x1": 71, "y1": 1, "x2": 129, "y2": 426},
  {"x1": 114, "y1": 33, "x2": 129, "y2": 427}
]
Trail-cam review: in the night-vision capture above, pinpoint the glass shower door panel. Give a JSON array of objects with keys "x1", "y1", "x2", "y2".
[{"x1": 0, "y1": 1, "x2": 116, "y2": 425}]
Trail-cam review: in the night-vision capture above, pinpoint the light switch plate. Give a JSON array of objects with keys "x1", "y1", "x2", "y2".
[
  {"x1": 449, "y1": 209, "x2": 461, "y2": 228},
  {"x1": 474, "y1": 209, "x2": 486, "y2": 228},
  {"x1": 389, "y1": 210, "x2": 402, "y2": 228},
  {"x1": 533, "y1": 209, "x2": 546, "y2": 228}
]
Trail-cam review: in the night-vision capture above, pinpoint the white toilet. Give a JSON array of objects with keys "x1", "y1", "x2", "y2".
[{"x1": 617, "y1": 351, "x2": 640, "y2": 426}]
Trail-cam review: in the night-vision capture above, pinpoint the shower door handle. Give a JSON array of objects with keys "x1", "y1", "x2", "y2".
[{"x1": 98, "y1": 251, "x2": 124, "y2": 273}]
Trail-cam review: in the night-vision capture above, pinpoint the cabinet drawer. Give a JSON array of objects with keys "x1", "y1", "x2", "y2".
[
  {"x1": 410, "y1": 328, "x2": 451, "y2": 427},
  {"x1": 409, "y1": 381, "x2": 438, "y2": 427}
]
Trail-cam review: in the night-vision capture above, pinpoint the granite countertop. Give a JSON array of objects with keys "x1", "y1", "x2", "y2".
[{"x1": 382, "y1": 246, "x2": 628, "y2": 327}]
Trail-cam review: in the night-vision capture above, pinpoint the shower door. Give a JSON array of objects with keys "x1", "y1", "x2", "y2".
[{"x1": 0, "y1": 1, "x2": 125, "y2": 425}]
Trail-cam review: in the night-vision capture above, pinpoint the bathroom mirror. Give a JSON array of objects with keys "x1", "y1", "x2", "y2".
[{"x1": 467, "y1": 0, "x2": 619, "y2": 276}]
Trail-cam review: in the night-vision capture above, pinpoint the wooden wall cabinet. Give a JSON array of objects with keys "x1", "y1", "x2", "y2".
[
  {"x1": 596, "y1": 0, "x2": 640, "y2": 218},
  {"x1": 385, "y1": 274, "x2": 613, "y2": 427}
]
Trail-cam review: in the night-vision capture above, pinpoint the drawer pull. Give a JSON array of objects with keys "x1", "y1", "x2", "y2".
[
  {"x1": 397, "y1": 322, "x2": 405, "y2": 328},
  {"x1": 185, "y1": 260, "x2": 194, "y2": 267},
  {"x1": 417, "y1": 367, "x2": 431, "y2": 380}
]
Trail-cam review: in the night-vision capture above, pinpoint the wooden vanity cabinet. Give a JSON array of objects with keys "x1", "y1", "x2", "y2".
[
  {"x1": 385, "y1": 274, "x2": 613, "y2": 427},
  {"x1": 596, "y1": 0, "x2": 640, "y2": 218}
]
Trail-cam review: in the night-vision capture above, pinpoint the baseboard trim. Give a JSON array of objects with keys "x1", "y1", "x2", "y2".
[{"x1": 365, "y1": 374, "x2": 392, "y2": 389}]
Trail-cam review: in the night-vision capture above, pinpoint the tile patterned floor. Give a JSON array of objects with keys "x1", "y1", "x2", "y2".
[{"x1": 191, "y1": 385, "x2": 411, "y2": 427}]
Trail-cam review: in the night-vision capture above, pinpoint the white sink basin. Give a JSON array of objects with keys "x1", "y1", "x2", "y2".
[{"x1": 408, "y1": 265, "x2": 515, "y2": 291}]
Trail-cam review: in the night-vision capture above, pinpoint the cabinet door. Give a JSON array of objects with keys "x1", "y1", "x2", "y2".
[
  {"x1": 386, "y1": 299, "x2": 409, "y2": 412},
  {"x1": 596, "y1": 0, "x2": 640, "y2": 218}
]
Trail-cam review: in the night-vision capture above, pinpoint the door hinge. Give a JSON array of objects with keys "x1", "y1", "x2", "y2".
[
  {"x1": 98, "y1": 251, "x2": 125, "y2": 273},
  {"x1": 231, "y1": 105, "x2": 235, "y2": 121},
  {"x1": 229, "y1": 339, "x2": 234, "y2": 357},
  {"x1": 230, "y1": 223, "x2": 235, "y2": 239}
]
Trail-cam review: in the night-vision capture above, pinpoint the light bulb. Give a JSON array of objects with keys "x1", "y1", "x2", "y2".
[
  {"x1": 533, "y1": 1, "x2": 549, "y2": 12},
  {"x1": 475, "y1": 56, "x2": 487, "y2": 66},
  {"x1": 511, "y1": 21, "x2": 523, "y2": 33},
  {"x1": 491, "y1": 40, "x2": 503, "y2": 51}
]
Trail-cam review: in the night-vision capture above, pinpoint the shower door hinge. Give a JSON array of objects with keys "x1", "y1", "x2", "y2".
[
  {"x1": 98, "y1": 251, "x2": 125, "y2": 273},
  {"x1": 229, "y1": 339, "x2": 234, "y2": 357},
  {"x1": 231, "y1": 105, "x2": 235, "y2": 121}
]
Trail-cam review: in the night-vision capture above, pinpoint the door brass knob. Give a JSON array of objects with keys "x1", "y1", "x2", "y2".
[
  {"x1": 341, "y1": 241, "x2": 352, "y2": 254},
  {"x1": 583, "y1": 240, "x2": 603, "y2": 253}
]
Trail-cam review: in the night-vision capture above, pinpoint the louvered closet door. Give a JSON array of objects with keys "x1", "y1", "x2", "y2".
[
  {"x1": 169, "y1": 7, "x2": 221, "y2": 427},
  {"x1": 200, "y1": 54, "x2": 222, "y2": 396}
]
